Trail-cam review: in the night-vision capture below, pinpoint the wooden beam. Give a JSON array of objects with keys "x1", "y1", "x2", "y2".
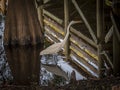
[
  {"x1": 72, "y1": 0, "x2": 97, "y2": 44},
  {"x1": 70, "y1": 43, "x2": 98, "y2": 66},
  {"x1": 70, "y1": 36, "x2": 98, "y2": 61},
  {"x1": 43, "y1": 9, "x2": 63, "y2": 25},
  {"x1": 43, "y1": 17, "x2": 64, "y2": 35},
  {"x1": 70, "y1": 27, "x2": 97, "y2": 48},
  {"x1": 64, "y1": 0, "x2": 69, "y2": 60},
  {"x1": 97, "y1": 0, "x2": 104, "y2": 78},
  {"x1": 37, "y1": 1, "x2": 44, "y2": 34},
  {"x1": 71, "y1": 52, "x2": 98, "y2": 75},
  {"x1": 101, "y1": 51, "x2": 113, "y2": 69},
  {"x1": 105, "y1": 26, "x2": 113, "y2": 43}
]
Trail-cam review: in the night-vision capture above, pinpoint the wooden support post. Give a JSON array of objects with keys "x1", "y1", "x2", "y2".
[
  {"x1": 37, "y1": 0, "x2": 44, "y2": 34},
  {"x1": 112, "y1": 0, "x2": 120, "y2": 75},
  {"x1": 97, "y1": 0, "x2": 104, "y2": 78},
  {"x1": 64, "y1": 0, "x2": 69, "y2": 60},
  {"x1": 4, "y1": 0, "x2": 43, "y2": 45},
  {"x1": 113, "y1": 28, "x2": 120, "y2": 75}
]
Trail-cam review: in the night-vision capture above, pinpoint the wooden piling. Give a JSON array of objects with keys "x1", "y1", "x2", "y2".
[
  {"x1": 96, "y1": 0, "x2": 104, "y2": 78},
  {"x1": 4, "y1": 0, "x2": 43, "y2": 45},
  {"x1": 64, "y1": 0, "x2": 69, "y2": 60}
]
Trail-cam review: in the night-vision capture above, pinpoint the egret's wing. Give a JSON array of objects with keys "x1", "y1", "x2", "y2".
[{"x1": 40, "y1": 43, "x2": 62, "y2": 55}]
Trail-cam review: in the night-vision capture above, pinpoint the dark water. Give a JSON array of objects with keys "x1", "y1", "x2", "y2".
[
  {"x1": 0, "y1": 45, "x2": 85, "y2": 86},
  {"x1": 0, "y1": 44, "x2": 86, "y2": 86},
  {"x1": 0, "y1": 45, "x2": 42, "y2": 85},
  {"x1": 4, "y1": 45, "x2": 41, "y2": 85}
]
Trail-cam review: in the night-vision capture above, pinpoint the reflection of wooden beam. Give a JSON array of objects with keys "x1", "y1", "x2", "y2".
[
  {"x1": 72, "y1": 0, "x2": 97, "y2": 44},
  {"x1": 105, "y1": 26, "x2": 113, "y2": 43},
  {"x1": 6, "y1": 46, "x2": 40, "y2": 85}
]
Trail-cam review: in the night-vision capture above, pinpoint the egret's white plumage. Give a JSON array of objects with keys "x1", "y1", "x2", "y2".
[
  {"x1": 40, "y1": 43, "x2": 62, "y2": 55},
  {"x1": 40, "y1": 21, "x2": 81, "y2": 55}
]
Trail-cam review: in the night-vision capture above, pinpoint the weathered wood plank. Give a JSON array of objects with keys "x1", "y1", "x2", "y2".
[
  {"x1": 105, "y1": 26, "x2": 113, "y2": 43},
  {"x1": 43, "y1": 17, "x2": 64, "y2": 35},
  {"x1": 70, "y1": 52, "x2": 98, "y2": 78},
  {"x1": 70, "y1": 34, "x2": 98, "y2": 60},
  {"x1": 70, "y1": 27, "x2": 97, "y2": 48},
  {"x1": 70, "y1": 43, "x2": 98, "y2": 67},
  {"x1": 44, "y1": 25, "x2": 64, "y2": 40}
]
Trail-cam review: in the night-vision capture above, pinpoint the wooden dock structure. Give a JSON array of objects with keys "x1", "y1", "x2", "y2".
[
  {"x1": 1, "y1": 0, "x2": 120, "y2": 78},
  {"x1": 36, "y1": 0, "x2": 120, "y2": 78}
]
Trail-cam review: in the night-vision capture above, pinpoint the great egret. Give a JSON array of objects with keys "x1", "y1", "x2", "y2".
[{"x1": 40, "y1": 20, "x2": 81, "y2": 55}]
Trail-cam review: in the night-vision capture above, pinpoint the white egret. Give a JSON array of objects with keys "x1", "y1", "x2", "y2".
[{"x1": 40, "y1": 20, "x2": 81, "y2": 55}]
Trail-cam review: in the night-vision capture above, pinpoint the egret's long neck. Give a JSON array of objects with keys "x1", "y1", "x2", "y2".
[{"x1": 62, "y1": 21, "x2": 74, "y2": 46}]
